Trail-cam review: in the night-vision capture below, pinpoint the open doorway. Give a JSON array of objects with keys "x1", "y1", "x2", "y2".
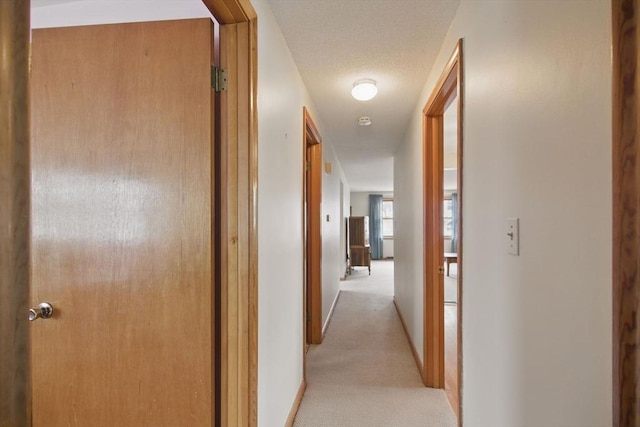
[
  {"x1": 423, "y1": 40, "x2": 463, "y2": 422},
  {"x1": 443, "y1": 96, "x2": 459, "y2": 416}
]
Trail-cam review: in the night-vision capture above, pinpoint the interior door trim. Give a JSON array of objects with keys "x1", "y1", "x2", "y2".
[
  {"x1": 202, "y1": 1, "x2": 259, "y2": 426},
  {"x1": 422, "y1": 39, "x2": 464, "y2": 424},
  {"x1": 0, "y1": 1, "x2": 30, "y2": 426},
  {"x1": 613, "y1": 0, "x2": 639, "y2": 423},
  {"x1": 303, "y1": 107, "x2": 323, "y2": 347}
]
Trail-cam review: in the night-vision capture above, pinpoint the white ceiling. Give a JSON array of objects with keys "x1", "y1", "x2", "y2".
[{"x1": 267, "y1": 0, "x2": 460, "y2": 191}]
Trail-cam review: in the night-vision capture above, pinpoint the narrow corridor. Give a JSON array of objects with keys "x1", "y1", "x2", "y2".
[{"x1": 293, "y1": 260, "x2": 456, "y2": 426}]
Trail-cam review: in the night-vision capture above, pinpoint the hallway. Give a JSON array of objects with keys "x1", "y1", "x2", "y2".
[{"x1": 293, "y1": 261, "x2": 456, "y2": 426}]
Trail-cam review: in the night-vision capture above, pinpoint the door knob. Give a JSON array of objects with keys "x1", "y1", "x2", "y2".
[{"x1": 29, "y1": 302, "x2": 54, "y2": 321}]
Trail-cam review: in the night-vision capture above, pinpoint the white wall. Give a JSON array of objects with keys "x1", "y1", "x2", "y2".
[
  {"x1": 394, "y1": 119, "x2": 426, "y2": 361},
  {"x1": 254, "y1": 1, "x2": 306, "y2": 423},
  {"x1": 394, "y1": 1, "x2": 612, "y2": 426},
  {"x1": 322, "y1": 146, "x2": 350, "y2": 323},
  {"x1": 254, "y1": 1, "x2": 349, "y2": 425},
  {"x1": 382, "y1": 239, "x2": 394, "y2": 259},
  {"x1": 350, "y1": 191, "x2": 394, "y2": 216},
  {"x1": 350, "y1": 191, "x2": 370, "y2": 217}
]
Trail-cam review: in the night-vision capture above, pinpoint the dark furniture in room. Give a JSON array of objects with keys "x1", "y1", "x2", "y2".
[{"x1": 348, "y1": 216, "x2": 371, "y2": 275}]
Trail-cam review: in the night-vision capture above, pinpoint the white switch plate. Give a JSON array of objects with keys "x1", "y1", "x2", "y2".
[{"x1": 507, "y1": 218, "x2": 519, "y2": 255}]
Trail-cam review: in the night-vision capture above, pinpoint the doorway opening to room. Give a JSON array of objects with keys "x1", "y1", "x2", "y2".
[
  {"x1": 442, "y1": 95, "x2": 460, "y2": 417},
  {"x1": 344, "y1": 192, "x2": 396, "y2": 326},
  {"x1": 346, "y1": 192, "x2": 394, "y2": 278},
  {"x1": 423, "y1": 40, "x2": 463, "y2": 421}
]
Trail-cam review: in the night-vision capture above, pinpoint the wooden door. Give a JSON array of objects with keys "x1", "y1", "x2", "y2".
[
  {"x1": 303, "y1": 108, "x2": 322, "y2": 345},
  {"x1": 349, "y1": 216, "x2": 365, "y2": 246},
  {"x1": 30, "y1": 19, "x2": 214, "y2": 426},
  {"x1": 425, "y1": 110, "x2": 446, "y2": 387},
  {"x1": 613, "y1": 0, "x2": 640, "y2": 422}
]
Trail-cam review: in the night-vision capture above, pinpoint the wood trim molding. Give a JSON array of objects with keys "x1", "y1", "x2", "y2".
[
  {"x1": 423, "y1": 42, "x2": 461, "y2": 116},
  {"x1": 217, "y1": 19, "x2": 258, "y2": 427},
  {"x1": 284, "y1": 379, "x2": 307, "y2": 427},
  {"x1": 201, "y1": 0, "x2": 258, "y2": 426},
  {"x1": 455, "y1": 40, "x2": 464, "y2": 427},
  {"x1": 0, "y1": 1, "x2": 30, "y2": 426},
  {"x1": 301, "y1": 108, "x2": 308, "y2": 373},
  {"x1": 613, "y1": 0, "x2": 639, "y2": 424},
  {"x1": 305, "y1": 108, "x2": 322, "y2": 145},
  {"x1": 424, "y1": 110, "x2": 445, "y2": 388},
  {"x1": 303, "y1": 107, "x2": 323, "y2": 346},
  {"x1": 306, "y1": 142, "x2": 323, "y2": 344},
  {"x1": 202, "y1": 0, "x2": 257, "y2": 23},
  {"x1": 422, "y1": 39, "x2": 463, "y2": 424},
  {"x1": 394, "y1": 297, "x2": 425, "y2": 383},
  {"x1": 248, "y1": 17, "x2": 258, "y2": 427},
  {"x1": 322, "y1": 290, "x2": 341, "y2": 338}
]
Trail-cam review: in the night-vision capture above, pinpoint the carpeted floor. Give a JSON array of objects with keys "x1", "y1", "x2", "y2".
[
  {"x1": 293, "y1": 260, "x2": 457, "y2": 427},
  {"x1": 445, "y1": 263, "x2": 458, "y2": 304}
]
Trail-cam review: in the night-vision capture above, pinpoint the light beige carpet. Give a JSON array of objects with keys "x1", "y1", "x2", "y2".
[
  {"x1": 293, "y1": 260, "x2": 457, "y2": 427},
  {"x1": 445, "y1": 263, "x2": 458, "y2": 304}
]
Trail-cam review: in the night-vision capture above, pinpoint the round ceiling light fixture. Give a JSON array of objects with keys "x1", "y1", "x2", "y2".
[
  {"x1": 358, "y1": 116, "x2": 372, "y2": 126},
  {"x1": 351, "y1": 79, "x2": 378, "y2": 101}
]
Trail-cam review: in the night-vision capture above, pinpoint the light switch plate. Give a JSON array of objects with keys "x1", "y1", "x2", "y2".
[{"x1": 507, "y1": 218, "x2": 519, "y2": 255}]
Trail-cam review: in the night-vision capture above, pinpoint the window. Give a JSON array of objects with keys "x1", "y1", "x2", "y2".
[
  {"x1": 443, "y1": 197, "x2": 453, "y2": 237},
  {"x1": 382, "y1": 199, "x2": 393, "y2": 237}
]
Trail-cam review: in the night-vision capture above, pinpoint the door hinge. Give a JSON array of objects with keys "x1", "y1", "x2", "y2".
[
  {"x1": 305, "y1": 161, "x2": 311, "y2": 171},
  {"x1": 306, "y1": 313, "x2": 312, "y2": 322},
  {"x1": 211, "y1": 66, "x2": 227, "y2": 92},
  {"x1": 438, "y1": 266, "x2": 445, "y2": 274}
]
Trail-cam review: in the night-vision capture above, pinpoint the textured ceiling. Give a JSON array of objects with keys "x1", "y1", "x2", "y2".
[{"x1": 267, "y1": 0, "x2": 460, "y2": 191}]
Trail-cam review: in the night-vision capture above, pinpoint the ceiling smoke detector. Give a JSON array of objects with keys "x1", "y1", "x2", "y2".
[{"x1": 358, "y1": 117, "x2": 372, "y2": 126}]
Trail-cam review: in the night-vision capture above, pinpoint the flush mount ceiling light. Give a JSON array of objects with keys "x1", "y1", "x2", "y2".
[
  {"x1": 351, "y1": 79, "x2": 378, "y2": 101},
  {"x1": 358, "y1": 116, "x2": 372, "y2": 126}
]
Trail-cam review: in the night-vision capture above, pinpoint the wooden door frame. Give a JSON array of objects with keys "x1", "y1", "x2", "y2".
[
  {"x1": 200, "y1": 1, "x2": 258, "y2": 426},
  {"x1": 423, "y1": 40, "x2": 463, "y2": 421},
  {"x1": 0, "y1": 1, "x2": 30, "y2": 426},
  {"x1": 303, "y1": 107, "x2": 323, "y2": 346},
  {"x1": 613, "y1": 0, "x2": 640, "y2": 424},
  {"x1": 0, "y1": 0, "x2": 259, "y2": 426}
]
